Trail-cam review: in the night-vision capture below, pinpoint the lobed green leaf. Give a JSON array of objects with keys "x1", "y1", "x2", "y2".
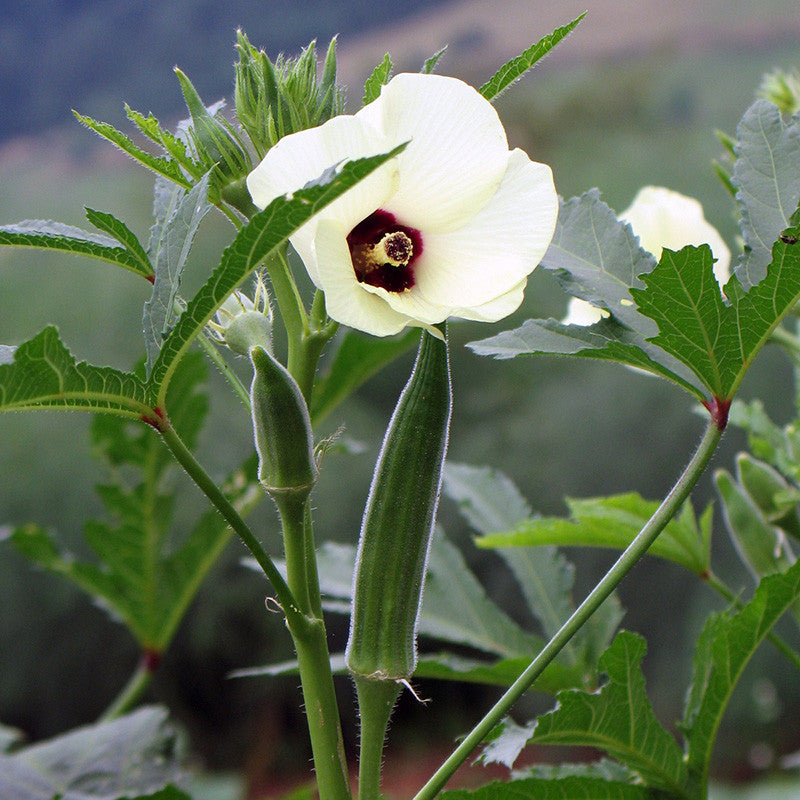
[
  {"x1": 8, "y1": 355, "x2": 256, "y2": 649},
  {"x1": 147, "y1": 146, "x2": 405, "y2": 403},
  {"x1": 0, "y1": 326, "x2": 149, "y2": 418},
  {"x1": 684, "y1": 560, "x2": 800, "y2": 787},
  {"x1": 731, "y1": 99, "x2": 800, "y2": 288},
  {"x1": 74, "y1": 112, "x2": 191, "y2": 188},
  {"x1": 443, "y1": 462, "x2": 624, "y2": 674},
  {"x1": 0, "y1": 218, "x2": 153, "y2": 280},
  {"x1": 363, "y1": 53, "x2": 392, "y2": 104},
  {"x1": 477, "y1": 492, "x2": 712, "y2": 577},
  {"x1": 0, "y1": 707, "x2": 184, "y2": 800},
  {"x1": 530, "y1": 631, "x2": 687, "y2": 794},
  {"x1": 469, "y1": 190, "x2": 704, "y2": 397},
  {"x1": 632, "y1": 217, "x2": 800, "y2": 400},
  {"x1": 479, "y1": 14, "x2": 585, "y2": 101}
]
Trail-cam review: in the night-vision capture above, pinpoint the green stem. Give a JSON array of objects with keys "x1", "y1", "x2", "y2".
[
  {"x1": 290, "y1": 607, "x2": 353, "y2": 800},
  {"x1": 157, "y1": 418, "x2": 301, "y2": 626},
  {"x1": 196, "y1": 330, "x2": 250, "y2": 408},
  {"x1": 275, "y1": 494, "x2": 314, "y2": 616},
  {"x1": 265, "y1": 247, "x2": 308, "y2": 363},
  {"x1": 413, "y1": 419, "x2": 723, "y2": 800},
  {"x1": 705, "y1": 571, "x2": 800, "y2": 672},
  {"x1": 354, "y1": 678, "x2": 402, "y2": 800},
  {"x1": 99, "y1": 656, "x2": 154, "y2": 721}
]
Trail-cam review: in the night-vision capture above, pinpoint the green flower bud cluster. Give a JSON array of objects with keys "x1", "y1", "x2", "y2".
[
  {"x1": 234, "y1": 31, "x2": 344, "y2": 159},
  {"x1": 174, "y1": 68, "x2": 255, "y2": 213}
]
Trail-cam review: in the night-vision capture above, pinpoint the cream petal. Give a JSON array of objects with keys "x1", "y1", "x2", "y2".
[
  {"x1": 620, "y1": 186, "x2": 731, "y2": 286},
  {"x1": 313, "y1": 220, "x2": 413, "y2": 336},
  {"x1": 246, "y1": 115, "x2": 398, "y2": 285},
  {"x1": 359, "y1": 73, "x2": 511, "y2": 232},
  {"x1": 412, "y1": 149, "x2": 557, "y2": 309},
  {"x1": 452, "y1": 281, "x2": 527, "y2": 322}
]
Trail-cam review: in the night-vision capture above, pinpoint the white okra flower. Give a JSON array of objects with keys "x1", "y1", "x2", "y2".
[{"x1": 247, "y1": 72, "x2": 559, "y2": 336}]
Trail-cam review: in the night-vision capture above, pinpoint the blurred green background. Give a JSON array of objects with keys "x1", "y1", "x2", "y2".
[{"x1": 2, "y1": 0, "x2": 800, "y2": 794}]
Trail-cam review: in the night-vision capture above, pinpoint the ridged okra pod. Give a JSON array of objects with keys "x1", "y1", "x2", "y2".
[
  {"x1": 346, "y1": 328, "x2": 452, "y2": 681},
  {"x1": 250, "y1": 345, "x2": 318, "y2": 502}
]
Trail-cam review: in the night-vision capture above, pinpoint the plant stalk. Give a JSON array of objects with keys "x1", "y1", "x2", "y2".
[
  {"x1": 413, "y1": 418, "x2": 723, "y2": 800},
  {"x1": 354, "y1": 677, "x2": 402, "y2": 800},
  {"x1": 157, "y1": 418, "x2": 301, "y2": 626}
]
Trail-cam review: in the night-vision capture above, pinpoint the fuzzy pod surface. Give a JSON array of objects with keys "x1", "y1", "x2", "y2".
[
  {"x1": 346, "y1": 329, "x2": 452, "y2": 681},
  {"x1": 250, "y1": 345, "x2": 318, "y2": 499}
]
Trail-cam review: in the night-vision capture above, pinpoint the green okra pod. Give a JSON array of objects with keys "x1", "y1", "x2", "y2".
[
  {"x1": 346, "y1": 328, "x2": 452, "y2": 682},
  {"x1": 250, "y1": 345, "x2": 318, "y2": 501}
]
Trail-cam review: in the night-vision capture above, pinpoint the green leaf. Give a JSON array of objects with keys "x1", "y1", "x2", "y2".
[
  {"x1": 632, "y1": 220, "x2": 800, "y2": 400},
  {"x1": 143, "y1": 173, "x2": 213, "y2": 376},
  {"x1": 0, "y1": 326, "x2": 150, "y2": 418},
  {"x1": 685, "y1": 560, "x2": 800, "y2": 786},
  {"x1": 0, "y1": 218, "x2": 154, "y2": 280},
  {"x1": 441, "y1": 463, "x2": 578, "y2": 656},
  {"x1": 9, "y1": 355, "x2": 253, "y2": 649},
  {"x1": 731, "y1": 99, "x2": 800, "y2": 288},
  {"x1": 442, "y1": 462, "x2": 532, "y2": 533},
  {"x1": 478, "y1": 14, "x2": 585, "y2": 101},
  {"x1": 443, "y1": 462, "x2": 623, "y2": 673},
  {"x1": 468, "y1": 191, "x2": 704, "y2": 397},
  {"x1": 0, "y1": 706, "x2": 184, "y2": 800},
  {"x1": 85, "y1": 208, "x2": 154, "y2": 279},
  {"x1": 715, "y1": 468, "x2": 796, "y2": 582},
  {"x1": 147, "y1": 146, "x2": 405, "y2": 403},
  {"x1": 310, "y1": 328, "x2": 420, "y2": 424},
  {"x1": 421, "y1": 46, "x2": 448, "y2": 74},
  {"x1": 530, "y1": 631, "x2": 687, "y2": 794},
  {"x1": 441, "y1": 775, "x2": 653, "y2": 800},
  {"x1": 74, "y1": 112, "x2": 191, "y2": 188},
  {"x1": 477, "y1": 492, "x2": 712, "y2": 577},
  {"x1": 468, "y1": 316, "x2": 705, "y2": 398},
  {"x1": 125, "y1": 104, "x2": 200, "y2": 175},
  {"x1": 312, "y1": 535, "x2": 543, "y2": 660},
  {"x1": 421, "y1": 532, "x2": 544, "y2": 659},
  {"x1": 363, "y1": 53, "x2": 392, "y2": 104}
]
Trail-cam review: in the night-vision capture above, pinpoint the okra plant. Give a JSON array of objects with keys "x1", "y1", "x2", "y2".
[{"x1": 2, "y1": 12, "x2": 800, "y2": 800}]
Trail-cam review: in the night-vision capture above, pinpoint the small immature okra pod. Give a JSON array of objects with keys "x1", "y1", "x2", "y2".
[
  {"x1": 346, "y1": 328, "x2": 452, "y2": 682},
  {"x1": 250, "y1": 345, "x2": 318, "y2": 501}
]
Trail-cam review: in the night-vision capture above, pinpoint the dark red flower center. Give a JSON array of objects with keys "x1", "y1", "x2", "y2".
[{"x1": 347, "y1": 210, "x2": 423, "y2": 294}]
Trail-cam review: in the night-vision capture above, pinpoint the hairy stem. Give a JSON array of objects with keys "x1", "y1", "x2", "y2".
[
  {"x1": 157, "y1": 418, "x2": 301, "y2": 626},
  {"x1": 99, "y1": 655, "x2": 155, "y2": 721},
  {"x1": 413, "y1": 419, "x2": 723, "y2": 800},
  {"x1": 354, "y1": 678, "x2": 402, "y2": 800}
]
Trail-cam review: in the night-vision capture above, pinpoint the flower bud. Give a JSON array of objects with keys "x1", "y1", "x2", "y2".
[
  {"x1": 758, "y1": 69, "x2": 800, "y2": 116},
  {"x1": 174, "y1": 67, "x2": 253, "y2": 199},
  {"x1": 234, "y1": 31, "x2": 343, "y2": 158},
  {"x1": 208, "y1": 274, "x2": 272, "y2": 356}
]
